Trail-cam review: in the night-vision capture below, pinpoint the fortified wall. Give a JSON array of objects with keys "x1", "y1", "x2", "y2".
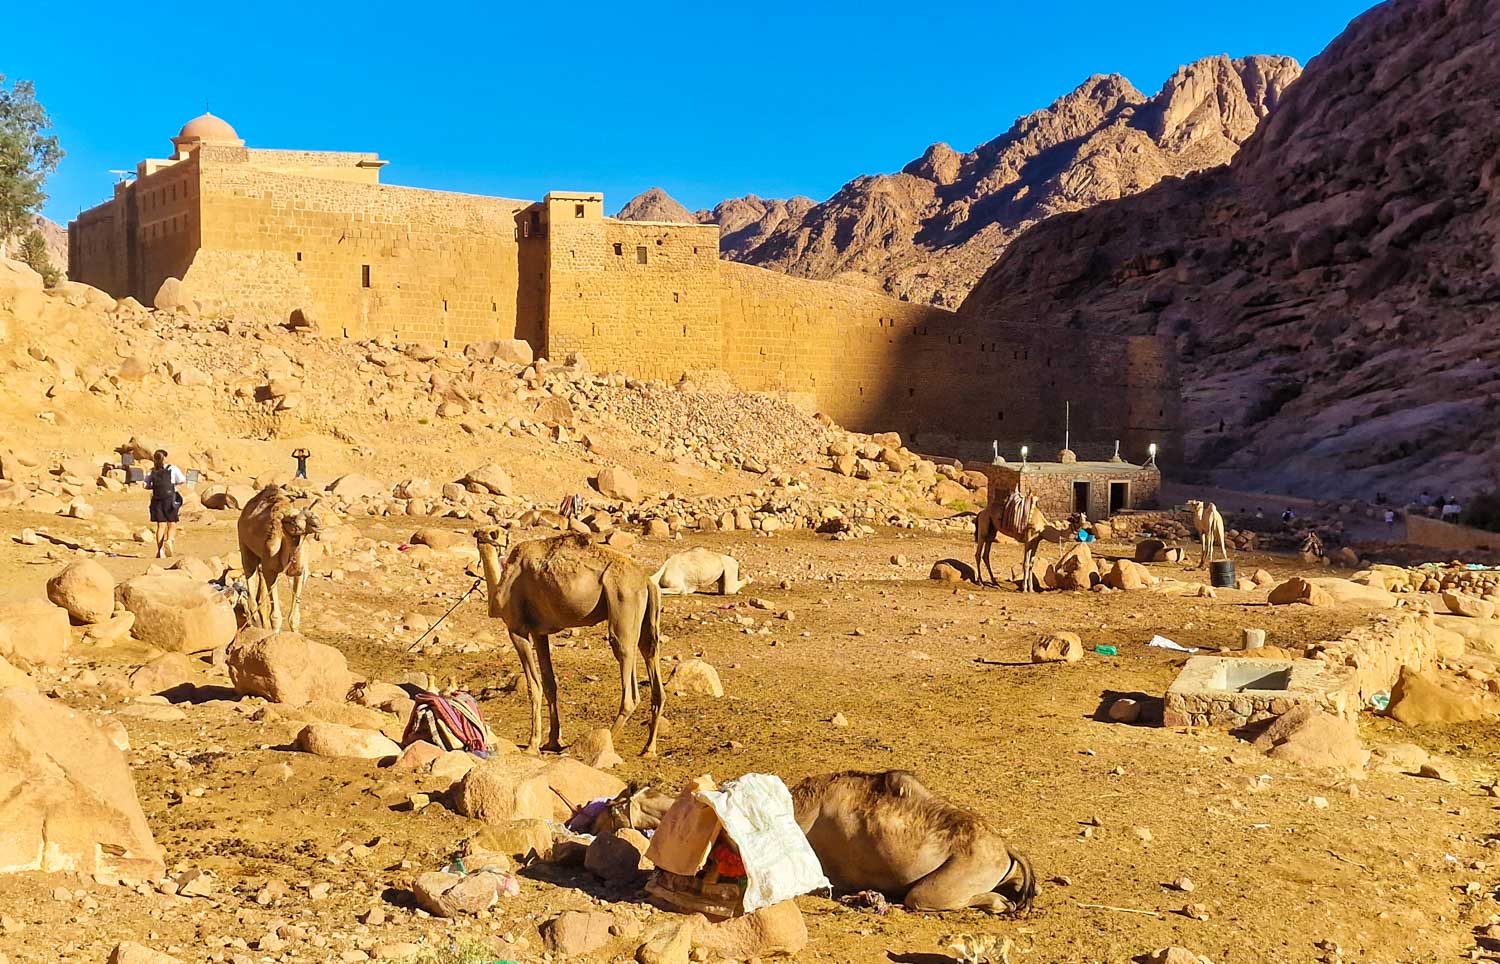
[{"x1": 69, "y1": 114, "x2": 1180, "y2": 459}]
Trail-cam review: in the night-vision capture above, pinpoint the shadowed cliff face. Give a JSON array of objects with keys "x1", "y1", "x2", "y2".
[
  {"x1": 704, "y1": 54, "x2": 1300, "y2": 307},
  {"x1": 960, "y1": 0, "x2": 1500, "y2": 501}
]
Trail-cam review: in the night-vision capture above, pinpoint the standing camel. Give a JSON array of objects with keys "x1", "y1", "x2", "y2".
[
  {"x1": 237, "y1": 485, "x2": 322, "y2": 631},
  {"x1": 974, "y1": 491, "x2": 1078, "y2": 591},
  {"x1": 1185, "y1": 499, "x2": 1228, "y2": 569},
  {"x1": 473, "y1": 527, "x2": 665, "y2": 756}
]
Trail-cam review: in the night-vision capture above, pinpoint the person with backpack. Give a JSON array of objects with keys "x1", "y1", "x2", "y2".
[{"x1": 145, "y1": 449, "x2": 186, "y2": 558}]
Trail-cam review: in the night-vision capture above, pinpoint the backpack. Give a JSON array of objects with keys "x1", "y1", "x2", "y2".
[{"x1": 151, "y1": 466, "x2": 182, "y2": 506}]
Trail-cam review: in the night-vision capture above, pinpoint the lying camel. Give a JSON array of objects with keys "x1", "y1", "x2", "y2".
[
  {"x1": 651, "y1": 548, "x2": 751, "y2": 595},
  {"x1": 475, "y1": 527, "x2": 665, "y2": 755},
  {"x1": 1186, "y1": 499, "x2": 1228, "y2": 569},
  {"x1": 237, "y1": 485, "x2": 322, "y2": 632},
  {"x1": 792, "y1": 770, "x2": 1037, "y2": 915}
]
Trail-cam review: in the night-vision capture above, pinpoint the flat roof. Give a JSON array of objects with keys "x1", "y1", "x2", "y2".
[{"x1": 968, "y1": 460, "x2": 1158, "y2": 475}]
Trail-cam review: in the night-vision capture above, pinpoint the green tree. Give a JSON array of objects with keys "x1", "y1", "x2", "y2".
[
  {"x1": 0, "y1": 75, "x2": 63, "y2": 243},
  {"x1": 17, "y1": 229, "x2": 58, "y2": 286}
]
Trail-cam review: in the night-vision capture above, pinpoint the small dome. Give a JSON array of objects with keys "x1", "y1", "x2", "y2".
[
  {"x1": 176, "y1": 112, "x2": 239, "y2": 143},
  {"x1": 1058, "y1": 448, "x2": 1077, "y2": 464}
]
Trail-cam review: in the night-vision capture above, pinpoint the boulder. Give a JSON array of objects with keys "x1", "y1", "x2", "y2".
[
  {"x1": 929, "y1": 559, "x2": 975, "y2": 583},
  {"x1": 669, "y1": 659, "x2": 724, "y2": 697},
  {"x1": 1388, "y1": 666, "x2": 1497, "y2": 725},
  {"x1": 1253, "y1": 706, "x2": 1368, "y2": 775},
  {"x1": 573, "y1": 727, "x2": 623, "y2": 770},
  {"x1": 409, "y1": 528, "x2": 459, "y2": 551},
  {"x1": 596, "y1": 466, "x2": 640, "y2": 502},
  {"x1": 412, "y1": 870, "x2": 512, "y2": 918},
  {"x1": 152, "y1": 277, "x2": 194, "y2": 313},
  {"x1": 226, "y1": 629, "x2": 353, "y2": 706},
  {"x1": 1267, "y1": 577, "x2": 1333, "y2": 607},
  {"x1": 326, "y1": 473, "x2": 386, "y2": 500},
  {"x1": 1105, "y1": 559, "x2": 1151, "y2": 591},
  {"x1": 463, "y1": 463, "x2": 514, "y2": 496},
  {"x1": 295, "y1": 723, "x2": 401, "y2": 759},
  {"x1": 1107, "y1": 698, "x2": 1142, "y2": 723},
  {"x1": 458, "y1": 756, "x2": 625, "y2": 824},
  {"x1": 1307, "y1": 578, "x2": 1395, "y2": 610},
  {"x1": 115, "y1": 574, "x2": 236, "y2": 653},
  {"x1": 430, "y1": 749, "x2": 479, "y2": 789},
  {"x1": 637, "y1": 921, "x2": 693, "y2": 964},
  {"x1": 1251, "y1": 569, "x2": 1276, "y2": 588},
  {"x1": 108, "y1": 944, "x2": 183, "y2": 964},
  {"x1": 1134, "y1": 538, "x2": 1166, "y2": 563},
  {"x1": 1432, "y1": 615, "x2": 1500, "y2": 657},
  {"x1": 0, "y1": 600, "x2": 70, "y2": 667},
  {"x1": 46, "y1": 559, "x2": 116, "y2": 624},
  {"x1": 1032, "y1": 631, "x2": 1084, "y2": 663},
  {"x1": 1443, "y1": 591, "x2": 1497, "y2": 620},
  {"x1": 467, "y1": 819, "x2": 553, "y2": 861},
  {"x1": 690, "y1": 900, "x2": 808, "y2": 960},
  {"x1": 0, "y1": 654, "x2": 36, "y2": 691},
  {"x1": 1048, "y1": 542, "x2": 1098, "y2": 590},
  {"x1": 544, "y1": 909, "x2": 616, "y2": 956},
  {"x1": 584, "y1": 828, "x2": 653, "y2": 883},
  {"x1": 128, "y1": 653, "x2": 199, "y2": 696},
  {"x1": 0, "y1": 689, "x2": 164, "y2": 880},
  {"x1": 534, "y1": 396, "x2": 575, "y2": 428},
  {"x1": 465, "y1": 338, "x2": 534, "y2": 366}
]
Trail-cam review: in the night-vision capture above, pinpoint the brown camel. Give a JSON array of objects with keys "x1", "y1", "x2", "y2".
[
  {"x1": 1186, "y1": 499, "x2": 1228, "y2": 569},
  {"x1": 792, "y1": 770, "x2": 1037, "y2": 915},
  {"x1": 974, "y1": 490, "x2": 1077, "y2": 591},
  {"x1": 474, "y1": 527, "x2": 665, "y2": 756},
  {"x1": 237, "y1": 485, "x2": 322, "y2": 632}
]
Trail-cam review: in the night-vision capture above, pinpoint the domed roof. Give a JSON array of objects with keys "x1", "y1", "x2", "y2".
[{"x1": 176, "y1": 112, "x2": 239, "y2": 143}]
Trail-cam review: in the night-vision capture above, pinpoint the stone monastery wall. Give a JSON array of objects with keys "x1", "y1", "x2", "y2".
[{"x1": 68, "y1": 120, "x2": 1181, "y2": 455}]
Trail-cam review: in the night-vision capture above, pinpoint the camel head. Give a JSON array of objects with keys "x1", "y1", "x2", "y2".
[
  {"x1": 473, "y1": 525, "x2": 509, "y2": 552},
  {"x1": 1185, "y1": 499, "x2": 1204, "y2": 515},
  {"x1": 281, "y1": 507, "x2": 322, "y2": 543}
]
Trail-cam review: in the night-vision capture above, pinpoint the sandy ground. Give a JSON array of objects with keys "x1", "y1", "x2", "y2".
[{"x1": 0, "y1": 494, "x2": 1495, "y2": 964}]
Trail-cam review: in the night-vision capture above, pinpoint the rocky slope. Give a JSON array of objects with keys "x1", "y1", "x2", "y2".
[
  {"x1": 0, "y1": 215, "x2": 68, "y2": 274},
  {"x1": 959, "y1": 0, "x2": 1500, "y2": 500},
  {"x1": 712, "y1": 54, "x2": 1300, "y2": 305}
]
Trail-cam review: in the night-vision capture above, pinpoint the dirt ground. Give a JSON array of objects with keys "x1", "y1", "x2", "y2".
[{"x1": 0, "y1": 493, "x2": 1495, "y2": 964}]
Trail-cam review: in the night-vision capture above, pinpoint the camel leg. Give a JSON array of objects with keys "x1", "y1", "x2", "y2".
[
  {"x1": 533, "y1": 634, "x2": 563, "y2": 753},
  {"x1": 903, "y1": 851, "x2": 1017, "y2": 914},
  {"x1": 973, "y1": 519, "x2": 987, "y2": 586},
  {"x1": 605, "y1": 581, "x2": 647, "y2": 736},
  {"x1": 639, "y1": 583, "x2": 665, "y2": 757},
  {"x1": 1020, "y1": 539, "x2": 1036, "y2": 593},
  {"x1": 508, "y1": 629, "x2": 545, "y2": 754},
  {"x1": 240, "y1": 552, "x2": 263, "y2": 627},
  {"x1": 288, "y1": 569, "x2": 306, "y2": 633},
  {"x1": 266, "y1": 572, "x2": 284, "y2": 631}
]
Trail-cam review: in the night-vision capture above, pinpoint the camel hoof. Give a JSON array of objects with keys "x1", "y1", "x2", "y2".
[{"x1": 542, "y1": 742, "x2": 564, "y2": 754}]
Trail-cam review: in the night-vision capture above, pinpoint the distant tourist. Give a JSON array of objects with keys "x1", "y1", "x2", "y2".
[
  {"x1": 292, "y1": 447, "x2": 312, "y2": 480},
  {"x1": 1384, "y1": 508, "x2": 1396, "y2": 527},
  {"x1": 1418, "y1": 489, "x2": 1435, "y2": 507},
  {"x1": 1442, "y1": 499, "x2": 1461, "y2": 522},
  {"x1": 1255, "y1": 506, "x2": 1265, "y2": 520},
  {"x1": 1281, "y1": 507, "x2": 1296, "y2": 525},
  {"x1": 145, "y1": 449, "x2": 185, "y2": 559}
]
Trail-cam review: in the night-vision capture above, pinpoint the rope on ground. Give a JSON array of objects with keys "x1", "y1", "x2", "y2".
[{"x1": 406, "y1": 577, "x2": 484, "y2": 653}]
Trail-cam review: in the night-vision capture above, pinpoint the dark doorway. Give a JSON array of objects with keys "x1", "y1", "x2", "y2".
[
  {"x1": 1110, "y1": 481, "x2": 1129, "y2": 515},
  {"x1": 1072, "y1": 481, "x2": 1090, "y2": 515}
]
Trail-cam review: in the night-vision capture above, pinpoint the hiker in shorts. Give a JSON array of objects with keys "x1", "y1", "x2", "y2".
[
  {"x1": 293, "y1": 447, "x2": 311, "y2": 480},
  {"x1": 145, "y1": 449, "x2": 186, "y2": 558}
]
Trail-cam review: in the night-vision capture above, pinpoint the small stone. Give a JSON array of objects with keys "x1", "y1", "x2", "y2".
[
  {"x1": 1173, "y1": 876, "x2": 1195, "y2": 892},
  {"x1": 1132, "y1": 826, "x2": 1153, "y2": 843},
  {"x1": 830, "y1": 713, "x2": 849, "y2": 727},
  {"x1": 1418, "y1": 762, "x2": 1457, "y2": 783}
]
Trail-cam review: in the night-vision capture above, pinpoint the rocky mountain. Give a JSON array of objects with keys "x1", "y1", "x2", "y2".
[
  {"x1": 716, "y1": 54, "x2": 1301, "y2": 305},
  {"x1": 960, "y1": 0, "x2": 1500, "y2": 500},
  {"x1": 613, "y1": 187, "x2": 697, "y2": 224}
]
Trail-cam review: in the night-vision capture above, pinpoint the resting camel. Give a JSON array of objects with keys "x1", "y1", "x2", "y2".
[
  {"x1": 474, "y1": 527, "x2": 665, "y2": 756},
  {"x1": 792, "y1": 770, "x2": 1037, "y2": 915},
  {"x1": 973, "y1": 491, "x2": 1077, "y2": 591},
  {"x1": 237, "y1": 485, "x2": 322, "y2": 632},
  {"x1": 1186, "y1": 499, "x2": 1229, "y2": 569},
  {"x1": 651, "y1": 548, "x2": 751, "y2": 595}
]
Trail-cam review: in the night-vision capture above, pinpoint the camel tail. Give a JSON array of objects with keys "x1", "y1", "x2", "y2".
[{"x1": 998, "y1": 847, "x2": 1038, "y2": 915}]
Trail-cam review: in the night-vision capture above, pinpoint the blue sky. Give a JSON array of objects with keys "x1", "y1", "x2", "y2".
[{"x1": 7, "y1": 0, "x2": 1376, "y2": 224}]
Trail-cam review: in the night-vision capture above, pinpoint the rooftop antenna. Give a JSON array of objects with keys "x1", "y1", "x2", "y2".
[
  {"x1": 1064, "y1": 400, "x2": 1070, "y2": 453},
  {"x1": 108, "y1": 169, "x2": 135, "y2": 183}
]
